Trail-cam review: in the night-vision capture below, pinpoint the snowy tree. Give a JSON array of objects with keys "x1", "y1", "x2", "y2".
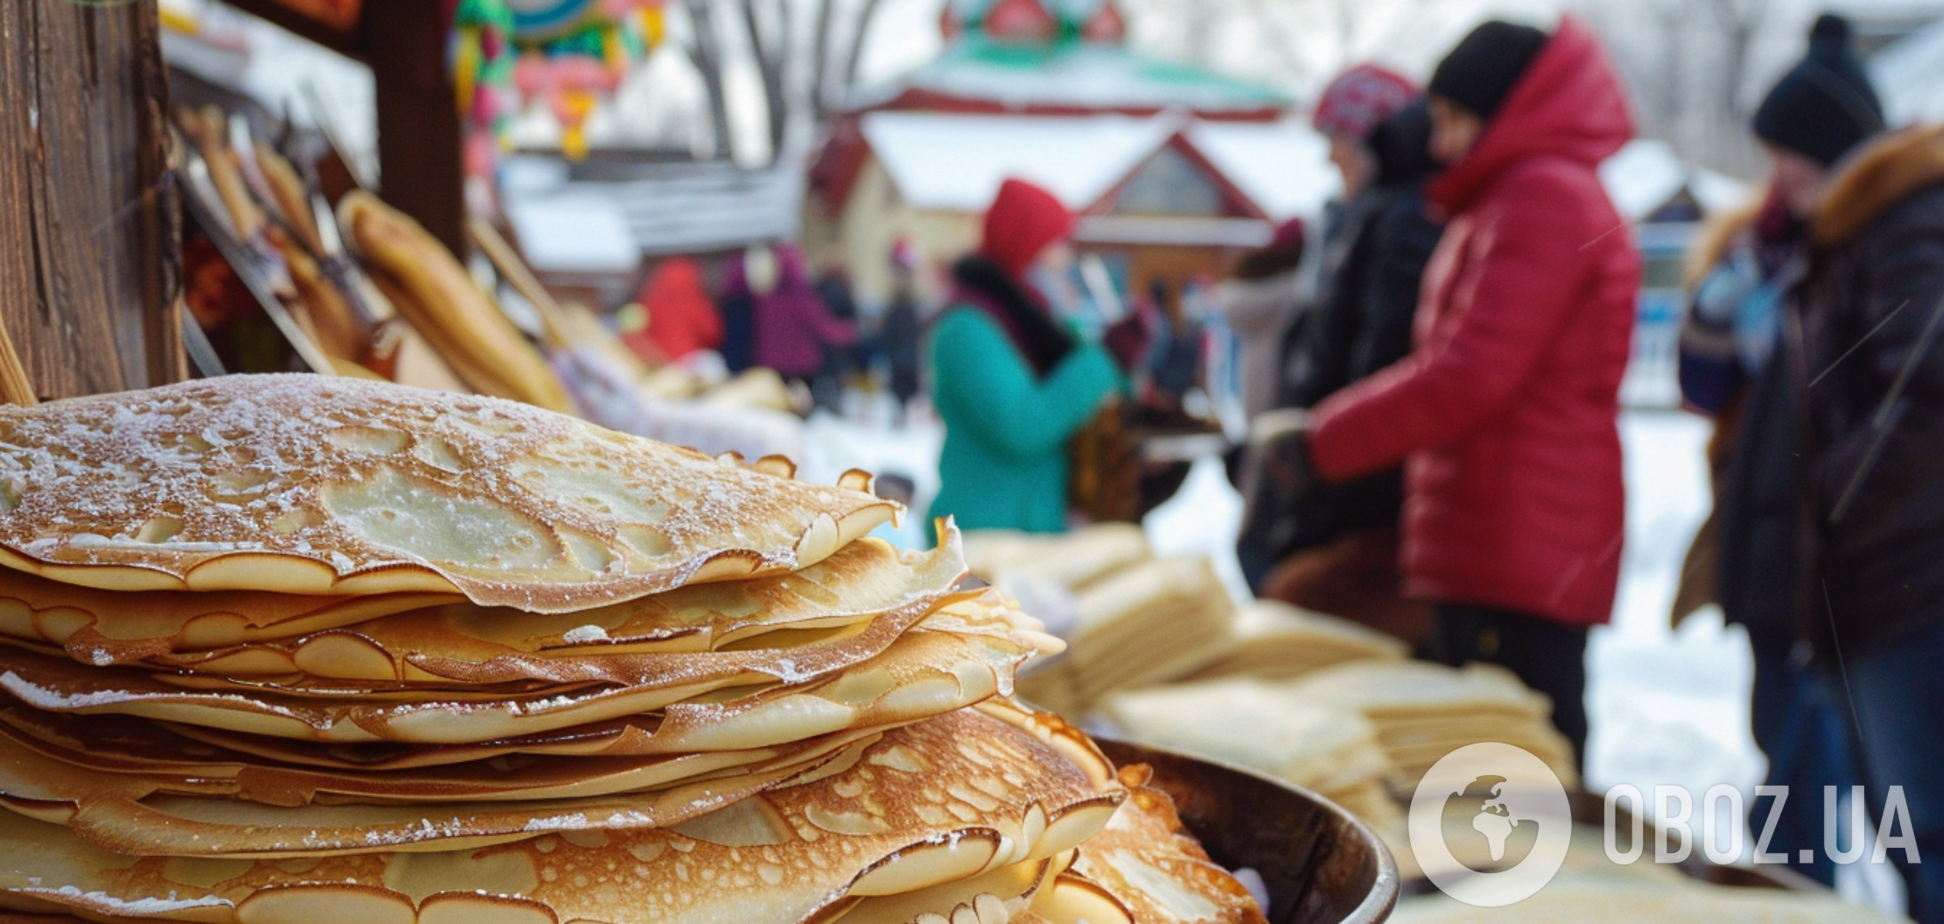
[{"x1": 1577, "y1": 0, "x2": 1816, "y2": 179}]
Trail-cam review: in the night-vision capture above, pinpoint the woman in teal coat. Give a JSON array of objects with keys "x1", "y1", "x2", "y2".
[{"x1": 927, "y1": 179, "x2": 1130, "y2": 533}]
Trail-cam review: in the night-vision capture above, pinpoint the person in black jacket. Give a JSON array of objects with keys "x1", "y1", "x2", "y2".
[
  {"x1": 1238, "y1": 99, "x2": 1444, "y2": 647},
  {"x1": 1756, "y1": 14, "x2": 1944, "y2": 919},
  {"x1": 879, "y1": 244, "x2": 924, "y2": 426},
  {"x1": 1677, "y1": 184, "x2": 1855, "y2": 888}
]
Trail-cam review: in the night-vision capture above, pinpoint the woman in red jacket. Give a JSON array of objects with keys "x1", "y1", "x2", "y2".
[{"x1": 1269, "y1": 17, "x2": 1638, "y2": 762}]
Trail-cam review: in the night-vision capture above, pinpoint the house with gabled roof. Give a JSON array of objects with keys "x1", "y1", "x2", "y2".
[{"x1": 808, "y1": 0, "x2": 1331, "y2": 305}]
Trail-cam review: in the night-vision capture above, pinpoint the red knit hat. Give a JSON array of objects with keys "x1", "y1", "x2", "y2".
[
  {"x1": 981, "y1": 178, "x2": 1075, "y2": 278},
  {"x1": 1313, "y1": 63, "x2": 1419, "y2": 139}
]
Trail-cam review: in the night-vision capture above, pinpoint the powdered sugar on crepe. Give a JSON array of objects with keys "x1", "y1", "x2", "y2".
[{"x1": 0, "y1": 375, "x2": 896, "y2": 611}]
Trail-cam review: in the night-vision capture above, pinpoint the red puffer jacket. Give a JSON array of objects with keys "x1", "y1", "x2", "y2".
[{"x1": 1306, "y1": 17, "x2": 1639, "y2": 627}]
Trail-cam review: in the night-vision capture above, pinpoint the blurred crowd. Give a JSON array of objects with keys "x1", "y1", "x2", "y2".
[{"x1": 613, "y1": 14, "x2": 1944, "y2": 918}]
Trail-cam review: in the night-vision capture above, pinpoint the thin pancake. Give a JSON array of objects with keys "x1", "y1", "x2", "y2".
[
  {"x1": 0, "y1": 706, "x2": 1123, "y2": 918},
  {"x1": 11, "y1": 532, "x2": 964, "y2": 670},
  {"x1": 0, "y1": 719, "x2": 880, "y2": 857},
  {"x1": 0, "y1": 594, "x2": 1057, "y2": 746},
  {"x1": 117, "y1": 536, "x2": 969, "y2": 684},
  {"x1": 0, "y1": 717, "x2": 886, "y2": 857},
  {"x1": 831, "y1": 850, "x2": 1074, "y2": 924},
  {"x1": 0, "y1": 375, "x2": 895, "y2": 611},
  {"x1": 0, "y1": 567, "x2": 461, "y2": 662},
  {"x1": 1021, "y1": 765, "x2": 1268, "y2": 924},
  {"x1": 0, "y1": 698, "x2": 882, "y2": 806}
]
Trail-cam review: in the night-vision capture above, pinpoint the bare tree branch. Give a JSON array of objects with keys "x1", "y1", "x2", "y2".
[
  {"x1": 679, "y1": 0, "x2": 733, "y2": 159},
  {"x1": 809, "y1": 0, "x2": 840, "y2": 117},
  {"x1": 841, "y1": 0, "x2": 890, "y2": 95}
]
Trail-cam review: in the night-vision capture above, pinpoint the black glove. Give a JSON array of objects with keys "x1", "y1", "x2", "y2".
[
  {"x1": 1235, "y1": 408, "x2": 1315, "y2": 589},
  {"x1": 1248, "y1": 408, "x2": 1315, "y2": 497}
]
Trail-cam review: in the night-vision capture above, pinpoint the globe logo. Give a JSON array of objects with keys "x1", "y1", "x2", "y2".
[{"x1": 1408, "y1": 743, "x2": 1572, "y2": 906}]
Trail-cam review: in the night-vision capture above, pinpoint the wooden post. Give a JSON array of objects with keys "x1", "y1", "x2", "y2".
[
  {"x1": 361, "y1": 0, "x2": 467, "y2": 257},
  {"x1": 0, "y1": 0, "x2": 185, "y2": 400},
  {"x1": 216, "y1": 0, "x2": 469, "y2": 258}
]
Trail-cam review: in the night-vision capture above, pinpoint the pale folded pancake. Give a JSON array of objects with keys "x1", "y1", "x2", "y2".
[
  {"x1": 1184, "y1": 599, "x2": 1408, "y2": 683},
  {"x1": 1271, "y1": 661, "x2": 1579, "y2": 790},
  {"x1": 7, "y1": 532, "x2": 964, "y2": 671},
  {"x1": 1018, "y1": 556, "x2": 1235, "y2": 711},
  {"x1": 1019, "y1": 765, "x2": 1267, "y2": 924},
  {"x1": 0, "y1": 705, "x2": 1125, "y2": 921},
  {"x1": 1277, "y1": 660, "x2": 1552, "y2": 719},
  {"x1": 0, "y1": 593, "x2": 1054, "y2": 746},
  {"x1": 1099, "y1": 678, "x2": 1392, "y2": 798},
  {"x1": 0, "y1": 375, "x2": 895, "y2": 610},
  {"x1": 961, "y1": 522, "x2": 1151, "y2": 591}
]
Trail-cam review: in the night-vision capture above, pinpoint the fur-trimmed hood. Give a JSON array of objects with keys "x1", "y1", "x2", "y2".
[{"x1": 1813, "y1": 122, "x2": 1944, "y2": 247}]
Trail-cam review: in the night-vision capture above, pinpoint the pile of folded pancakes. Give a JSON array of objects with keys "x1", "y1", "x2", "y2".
[{"x1": 0, "y1": 375, "x2": 1264, "y2": 924}]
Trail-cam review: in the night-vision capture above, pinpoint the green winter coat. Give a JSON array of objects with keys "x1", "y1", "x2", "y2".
[{"x1": 926, "y1": 307, "x2": 1125, "y2": 534}]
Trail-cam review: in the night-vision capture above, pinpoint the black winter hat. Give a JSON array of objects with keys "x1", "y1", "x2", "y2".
[
  {"x1": 1753, "y1": 14, "x2": 1885, "y2": 167},
  {"x1": 1428, "y1": 21, "x2": 1549, "y2": 121},
  {"x1": 1369, "y1": 100, "x2": 1439, "y2": 186}
]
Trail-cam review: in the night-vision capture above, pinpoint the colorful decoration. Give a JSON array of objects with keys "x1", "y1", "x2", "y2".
[
  {"x1": 453, "y1": 0, "x2": 517, "y2": 135},
  {"x1": 503, "y1": 0, "x2": 665, "y2": 161},
  {"x1": 452, "y1": 0, "x2": 665, "y2": 172},
  {"x1": 452, "y1": 0, "x2": 518, "y2": 208}
]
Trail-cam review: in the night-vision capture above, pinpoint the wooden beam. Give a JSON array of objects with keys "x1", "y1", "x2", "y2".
[
  {"x1": 360, "y1": 0, "x2": 468, "y2": 257},
  {"x1": 0, "y1": 0, "x2": 185, "y2": 400},
  {"x1": 209, "y1": 0, "x2": 467, "y2": 258}
]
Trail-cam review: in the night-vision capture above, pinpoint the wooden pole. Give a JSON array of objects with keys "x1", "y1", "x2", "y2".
[
  {"x1": 0, "y1": 0, "x2": 185, "y2": 399},
  {"x1": 361, "y1": 0, "x2": 468, "y2": 258}
]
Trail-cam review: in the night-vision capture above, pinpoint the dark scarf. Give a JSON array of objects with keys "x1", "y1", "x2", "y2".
[{"x1": 947, "y1": 255, "x2": 1076, "y2": 378}]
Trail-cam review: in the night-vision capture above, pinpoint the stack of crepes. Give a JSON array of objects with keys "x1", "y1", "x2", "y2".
[
  {"x1": 1015, "y1": 557, "x2": 1237, "y2": 717},
  {"x1": 961, "y1": 524, "x2": 1153, "y2": 593},
  {"x1": 1098, "y1": 678, "x2": 1403, "y2": 838},
  {"x1": 1183, "y1": 600, "x2": 1408, "y2": 682},
  {"x1": 0, "y1": 375, "x2": 1265, "y2": 924},
  {"x1": 1277, "y1": 661, "x2": 1580, "y2": 792}
]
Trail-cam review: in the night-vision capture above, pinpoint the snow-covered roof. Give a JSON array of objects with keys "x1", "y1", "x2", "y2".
[
  {"x1": 1872, "y1": 16, "x2": 1944, "y2": 125},
  {"x1": 502, "y1": 155, "x2": 804, "y2": 271},
  {"x1": 858, "y1": 110, "x2": 1340, "y2": 221},
  {"x1": 1598, "y1": 139, "x2": 1751, "y2": 222},
  {"x1": 1185, "y1": 119, "x2": 1338, "y2": 222},
  {"x1": 875, "y1": 38, "x2": 1288, "y2": 113},
  {"x1": 859, "y1": 110, "x2": 1179, "y2": 212}
]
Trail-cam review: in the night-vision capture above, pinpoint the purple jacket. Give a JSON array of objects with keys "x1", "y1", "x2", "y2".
[{"x1": 741, "y1": 245, "x2": 857, "y2": 378}]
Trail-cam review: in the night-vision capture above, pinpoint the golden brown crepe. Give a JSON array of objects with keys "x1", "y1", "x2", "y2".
[
  {"x1": 0, "y1": 705, "x2": 1124, "y2": 920},
  {"x1": 1, "y1": 532, "x2": 963, "y2": 671},
  {"x1": 0, "y1": 376, "x2": 895, "y2": 610},
  {"x1": 1018, "y1": 765, "x2": 1268, "y2": 924},
  {"x1": 0, "y1": 593, "x2": 1055, "y2": 746}
]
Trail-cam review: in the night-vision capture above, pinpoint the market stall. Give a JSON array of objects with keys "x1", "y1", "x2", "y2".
[
  {"x1": 0, "y1": 6, "x2": 1393, "y2": 923},
  {"x1": 0, "y1": 3, "x2": 1916, "y2": 923}
]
